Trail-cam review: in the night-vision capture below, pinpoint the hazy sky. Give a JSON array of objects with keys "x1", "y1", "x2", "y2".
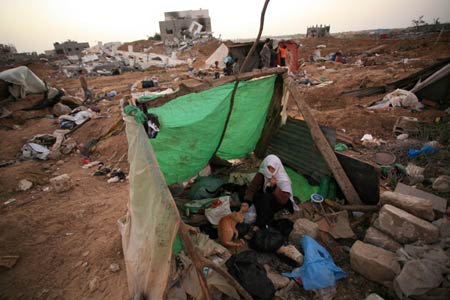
[{"x1": 1, "y1": 0, "x2": 449, "y2": 53}]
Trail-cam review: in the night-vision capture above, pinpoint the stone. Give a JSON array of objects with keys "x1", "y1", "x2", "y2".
[
  {"x1": 110, "y1": 263, "x2": 120, "y2": 273},
  {"x1": 364, "y1": 294, "x2": 384, "y2": 300},
  {"x1": 276, "y1": 245, "x2": 304, "y2": 266},
  {"x1": 380, "y1": 191, "x2": 435, "y2": 221},
  {"x1": 56, "y1": 160, "x2": 64, "y2": 166},
  {"x1": 289, "y1": 218, "x2": 319, "y2": 246},
  {"x1": 364, "y1": 227, "x2": 402, "y2": 252},
  {"x1": 82, "y1": 251, "x2": 90, "y2": 257},
  {"x1": 373, "y1": 205, "x2": 439, "y2": 244},
  {"x1": 88, "y1": 277, "x2": 99, "y2": 292},
  {"x1": 433, "y1": 218, "x2": 450, "y2": 238},
  {"x1": 350, "y1": 240, "x2": 401, "y2": 286},
  {"x1": 17, "y1": 179, "x2": 33, "y2": 191},
  {"x1": 60, "y1": 95, "x2": 83, "y2": 108},
  {"x1": 49, "y1": 174, "x2": 73, "y2": 193},
  {"x1": 52, "y1": 103, "x2": 71, "y2": 117},
  {"x1": 432, "y1": 175, "x2": 450, "y2": 193},
  {"x1": 264, "y1": 265, "x2": 290, "y2": 290},
  {"x1": 395, "y1": 182, "x2": 447, "y2": 215}
]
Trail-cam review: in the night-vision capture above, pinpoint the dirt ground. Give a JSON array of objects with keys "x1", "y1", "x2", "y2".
[{"x1": 1, "y1": 32, "x2": 450, "y2": 300}]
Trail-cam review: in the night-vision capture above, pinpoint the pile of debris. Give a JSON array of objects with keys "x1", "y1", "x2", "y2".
[{"x1": 350, "y1": 190, "x2": 450, "y2": 299}]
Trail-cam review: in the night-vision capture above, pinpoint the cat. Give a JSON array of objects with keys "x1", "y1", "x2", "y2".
[{"x1": 218, "y1": 203, "x2": 249, "y2": 248}]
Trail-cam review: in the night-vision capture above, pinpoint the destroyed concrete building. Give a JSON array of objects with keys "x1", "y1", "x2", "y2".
[
  {"x1": 159, "y1": 9, "x2": 212, "y2": 45},
  {"x1": 53, "y1": 40, "x2": 90, "y2": 56},
  {"x1": 306, "y1": 25, "x2": 331, "y2": 38}
]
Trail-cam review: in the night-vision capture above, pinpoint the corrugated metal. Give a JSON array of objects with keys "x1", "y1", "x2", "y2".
[{"x1": 266, "y1": 117, "x2": 336, "y2": 182}]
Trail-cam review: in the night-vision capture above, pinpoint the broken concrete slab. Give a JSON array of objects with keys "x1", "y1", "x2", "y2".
[
  {"x1": 17, "y1": 179, "x2": 33, "y2": 191},
  {"x1": 395, "y1": 182, "x2": 447, "y2": 215},
  {"x1": 373, "y1": 205, "x2": 439, "y2": 244},
  {"x1": 380, "y1": 191, "x2": 435, "y2": 221},
  {"x1": 52, "y1": 103, "x2": 72, "y2": 117},
  {"x1": 364, "y1": 227, "x2": 402, "y2": 252},
  {"x1": 350, "y1": 240, "x2": 401, "y2": 286},
  {"x1": 289, "y1": 218, "x2": 319, "y2": 246}
]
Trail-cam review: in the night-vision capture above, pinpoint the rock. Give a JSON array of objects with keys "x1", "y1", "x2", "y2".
[
  {"x1": 49, "y1": 174, "x2": 73, "y2": 193},
  {"x1": 276, "y1": 245, "x2": 304, "y2": 266},
  {"x1": 364, "y1": 294, "x2": 384, "y2": 300},
  {"x1": 364, "y1": 227, "x2": 402, "y2": 252},
  {"x1": 373, "y1": 205, "x2": 439, "y2": 244},
  {"x1": 433, "y1": 218, "x2": 450, "y2": 238},
  {"x1": 56, "y1": 160, "x2": 64, "y2": 166},
  {"x1": 17, "y1": 179, "x2": 33, "y2": 191},
  {"x1": 88, "y1": 277, "x2": 99, "y2": 292},
  {"x1": 380, "y1": 191, "x2": 435, "y2": 221},
  {"x1": 289, "y1": 218, "x2": 319, "y2": 246},
  {"x1": 110, "y1": 263, "x2": 120, "y2": 273},
  {"x1": 82, "y1": 251, "x2": 90, "y2": 257},
  {"x1": 350, "y1": 240, "x2": 401, "y2": 286},
  {"x1": 47, "y1": 151, "x2": 62, "y2": 161},
  {"x1": 52, "y1": 103, "x2": 71, "y2": 117},
  {"x1": 432, "y1": 175, "x2": 450, "y2": 193},
  {"x1": 60, "y1": 95, "x2": 83, "y2": 108},
  {"x1": 264, "y1": 265, "x2": 290, "y2": 290}
]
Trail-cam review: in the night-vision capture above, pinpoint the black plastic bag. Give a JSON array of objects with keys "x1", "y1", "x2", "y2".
[
  {"x1": 249, "y1": 226, "x2": 285, "y2": 252},
  {"x1": 270, "y1": 218, "x2": 294, "y2": 237},
  {"x1": 226, "y1": 251, "x2": 275, "y2": 300}
]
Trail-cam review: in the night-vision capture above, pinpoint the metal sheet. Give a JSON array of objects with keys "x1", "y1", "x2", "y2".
[{"x1": 266, "y1": 117, "x2": 336, "y2": 182}]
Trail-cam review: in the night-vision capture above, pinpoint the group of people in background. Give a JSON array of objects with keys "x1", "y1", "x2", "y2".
[
  {"x1": 260, "y1": 38, "x2": 287, "y2": 68},
  {"x1": 212, "y1": 56, "x2": 240, "y2": 79}
]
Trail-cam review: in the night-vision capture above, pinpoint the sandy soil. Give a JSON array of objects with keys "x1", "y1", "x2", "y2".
[{"x1": 1, "y1": 33, "x2": 450, "y2": 299}]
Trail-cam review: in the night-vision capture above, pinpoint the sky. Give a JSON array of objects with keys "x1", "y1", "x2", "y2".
[{"x1": 1, "y1": 0, "x2": 449, "y2": 53}]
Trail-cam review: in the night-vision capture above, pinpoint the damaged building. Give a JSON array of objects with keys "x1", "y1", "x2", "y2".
[
  {"x1": 306, "y1": 25, "x2": 331, "y2": 38},
  {"x1": 53, "y1": 40, "x2": 90, "y2": 56},
  {"x1": 159, "y1": 9, "x2": 212, "y2": 45}
]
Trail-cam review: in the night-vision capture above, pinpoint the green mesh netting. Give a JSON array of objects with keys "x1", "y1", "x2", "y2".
[{"x1": 149, "y1": 76, "x2": 276, "y2": 184}]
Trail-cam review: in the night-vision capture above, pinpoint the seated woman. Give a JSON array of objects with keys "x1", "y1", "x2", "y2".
[{"x1": 244, "y1": 155, "x2": 298, "y2": 228}]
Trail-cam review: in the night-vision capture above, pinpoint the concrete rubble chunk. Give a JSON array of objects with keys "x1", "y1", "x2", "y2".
[
  {"x1": 52, "y1": 103, "x2": 72, "y2": 117},
  {"x1": 350, "y1": 240, "x2": 401, "y2": 286},
  {"x1": 49, "y1": 174, "x2": 73, "y2": 193},
  {"x1": 289, "y1": 218, "x2": 319, "y2": 246},
  {"x1": 364, "y1": 294, "x2": 384, "y2": 300},
  {"x1": 373, "y1": 205, "x2": 439, "y2": 244},
  {"x1": 395, "y1": 182, "x2": 447, "y2": 215},
  {"x1": 380, "y1": 191, "x2": 435, "y2": 221},
  {"x1": 17, "y1": 179, "x2": 33, "y2": 191},
  {"x1": 364, "y1": 227, "x2": 402, "y2": 252},
  {"x1": 432, "y1": 175, "x2": 450, "y2": 193}
]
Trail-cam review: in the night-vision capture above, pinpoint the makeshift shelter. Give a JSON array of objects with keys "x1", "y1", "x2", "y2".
[
  {"x1": 204, "y1": 43, "x2": 229, "y2": 69},
  {"x1": 0, "y1": 66, "x2": 47, "y2": 99},
  {"x1": 122, "y1": 67, "x2": 373, "y2": 298}
]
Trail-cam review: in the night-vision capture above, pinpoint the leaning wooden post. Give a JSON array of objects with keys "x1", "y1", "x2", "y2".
[{"x1": 284, "y1": 76, "x2": 362, "y2": 205}]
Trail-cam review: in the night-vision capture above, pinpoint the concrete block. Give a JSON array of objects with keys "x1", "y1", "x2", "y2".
[
  {"x1": 380, "y1": 191, "x2": 435, "y2": 221},
  {"x1": 374, "y1": 205, "x2": 439, "y2": 244},
  {"x1": 350, "y1": 240, "x2": 400, "y2": 286},
  {"x1": 364, "y1": 227, "x2": 402, "y2": 252},
  {"x1": 50, "y1": 174, "x2": 73, "y2": 193},
  {"x1": 289, "y1": 218, "x2": 319, "y2": 246},
  {"x1": 395, "y1": 182, "x2": 447, "y2": 215}
]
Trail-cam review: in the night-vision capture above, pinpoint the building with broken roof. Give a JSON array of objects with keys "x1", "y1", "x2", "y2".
[
  {"x1": 53, "y1": 40, "x2": 90, "y2": 56},
  {"x1": 306, "y1": 25, "x2": 331, "y2": 38},
  {"x1": 159, "y1": 9, "x2": 212, "y2": 45}
]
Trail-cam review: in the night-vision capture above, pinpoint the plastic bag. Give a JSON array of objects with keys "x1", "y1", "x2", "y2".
[
  {"x1": 249, "y1": 226, "x2": 285, "y2": 252},
  {"x1": 243, "y1": 204, "x2": 257, "y2": 224},
  {"x1": 204, "y1": 196, "x2": 232, "y2": 225}
]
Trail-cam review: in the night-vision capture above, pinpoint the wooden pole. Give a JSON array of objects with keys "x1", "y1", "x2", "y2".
[
  {"x1": 239, "y1": 0, "x2": 271, "y2": 73},
  {"x1": 284, "y1": 76, "x2": 362, "y2": 205}
]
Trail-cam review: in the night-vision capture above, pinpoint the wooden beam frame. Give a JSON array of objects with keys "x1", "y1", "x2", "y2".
[{"x1": 284, "y1": 76, "x2": 362, "y2": 205}]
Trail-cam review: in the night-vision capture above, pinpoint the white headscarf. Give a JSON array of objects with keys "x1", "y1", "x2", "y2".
[{"x1": 259, "y1": 155, "x2": 298, "y2": 208}]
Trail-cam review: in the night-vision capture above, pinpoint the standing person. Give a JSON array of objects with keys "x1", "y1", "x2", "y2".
[
  {"x1": 244, "y1": 155, "x2": 298, "y2": 228},
  {"x1": 232, "y1": 58, "x2": 240, "y2": 75},
  {"x1": 269, "y1": 42, "x2": 277, "y2": 67},
  {"x1": 213, "y1": 61, "x2": 221, "y2": 79},
  {"x1": 279, "y1": 44, "x2": 287, "y2": 67},
  {"x1": 259, "y1": 38, "x2": 272, "y2": 68},
  {"x1": 79, "y1": 69, "x2": 92, "y2": 101}
]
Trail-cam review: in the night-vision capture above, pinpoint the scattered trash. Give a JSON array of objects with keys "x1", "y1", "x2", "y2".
[
  {"x1": 360, "y1": 134, "x2": 383, "y2": 147},
  {"x1": 282, "y1": 235, "x2": 346, "y2": 290},
  {"x1": 405, "y1": 163, "x2": 425, "y2": 185},
  {"x1": 0, "y1": 255, "x2": 19, "y2": 269},
  {"x1": 369, "y1": 89, "x2": 424, "y2": 111},
  {"x1": 396, "y1": 133, "x2": 409, "y2": 140},
  {"x1": 374, "y1": 151, "x2": 396, "y2": 165},
  {"x1": 3, "y1": 199, "x2": 16, "y2": 206},
  {"x1": 334, "y1": 143, "x2": 348, "y2": 151},
  {"x1": 110, "y1": 263, "x2": 120, "y2": 273},
  {"x1": 21, "y1": 142, "x2": 51, "y2": 160},
  {"x1": 107, "y1": 90, "x2": 117, "y2": 98},
  {"x1": 408, "y1": 142, "x2": 438, "y2": 158}
]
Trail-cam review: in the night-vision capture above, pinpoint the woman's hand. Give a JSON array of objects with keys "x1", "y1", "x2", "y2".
[{"x1": 270, "y1": 176, "x2": 277, "y2": 186}]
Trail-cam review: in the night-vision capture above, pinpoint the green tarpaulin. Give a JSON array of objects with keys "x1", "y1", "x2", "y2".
[
  {"x1": 285, "y1": 167, "x2": 319, "y2": 203},
  {"x1": 149, "y1": 76, "x2": 276, "y2": 184}
]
